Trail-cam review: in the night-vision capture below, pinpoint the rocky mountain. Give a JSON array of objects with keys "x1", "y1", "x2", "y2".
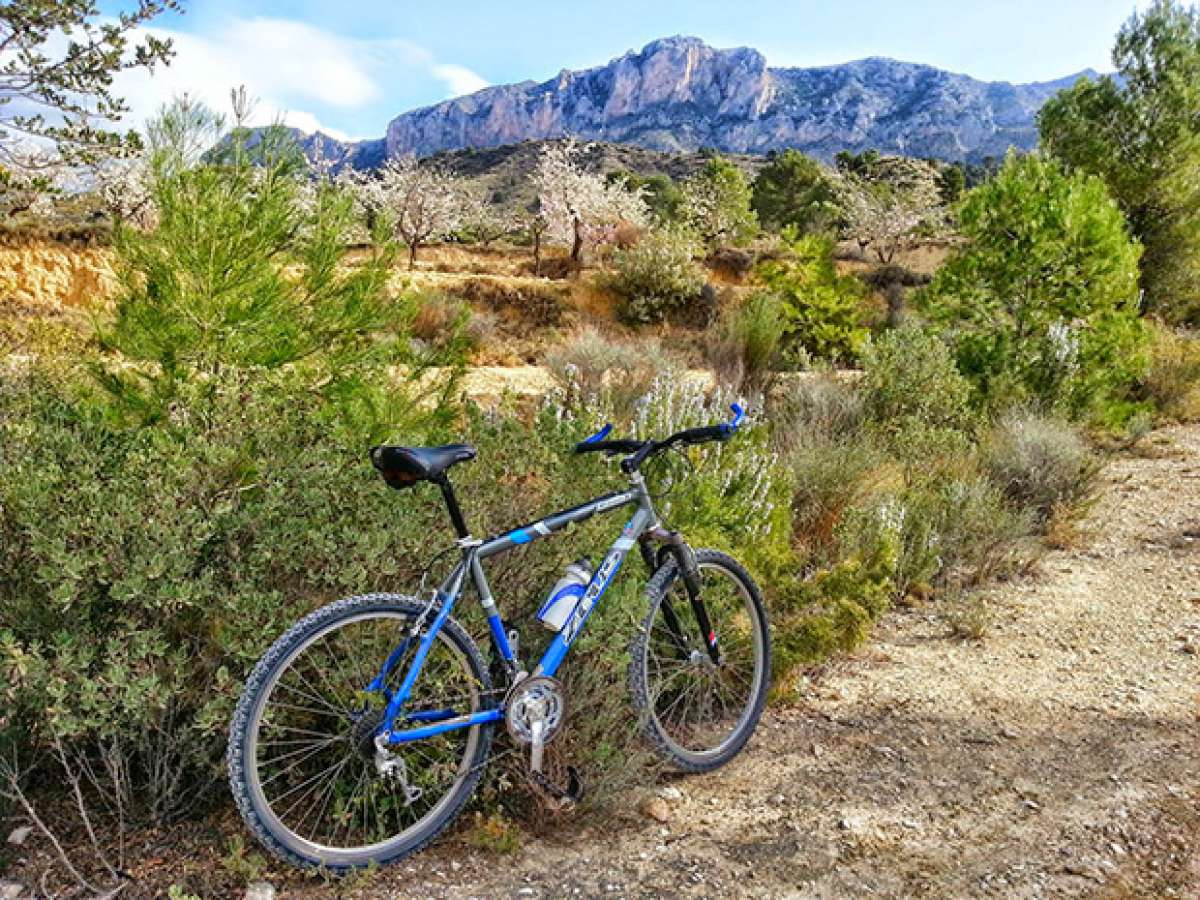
[{"x1": 379, "y1": 37, "x2": 1095, "y2": 164}]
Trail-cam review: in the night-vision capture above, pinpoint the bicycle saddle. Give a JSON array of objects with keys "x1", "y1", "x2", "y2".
[{"x1": 371, "y1": 444, "x2": 477, "y2": 488}]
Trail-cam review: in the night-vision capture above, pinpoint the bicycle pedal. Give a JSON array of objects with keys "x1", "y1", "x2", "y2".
[{"x1": 529, "y1": 765, "x2": 584, "y2": 807}]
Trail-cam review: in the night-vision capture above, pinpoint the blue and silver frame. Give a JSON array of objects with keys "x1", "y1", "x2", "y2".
[{"x1": 378, "y1": 478, "x2": 660, "y2": 744}]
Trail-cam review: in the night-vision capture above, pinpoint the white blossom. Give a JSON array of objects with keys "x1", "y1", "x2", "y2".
[
  {"x1": 94, "y1": 153, "x2": 157, "y2": 229},
  {"x1": 532, "y1": 139, "x2": 648, "y2": 261},
  {"x1": 349, "y1": 155, "x2": 466, "y2": 266},
  {"x1": 837, "y1": 165, "x2": 943, "y2": 263}
]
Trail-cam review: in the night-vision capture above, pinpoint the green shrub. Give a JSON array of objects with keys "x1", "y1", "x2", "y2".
[
  {"x1": 769, "y1": 370, "x2": 865, "y2": 453},
  {"x1": 751, "y1": 149, "x2": 842, "y2": 234},
  {"x1": 681, "y1": 156, "x2": 758, "y2": 247},
  {"x1": 860, "y1": 326, "x2": 978, "y2": 456},
  {"x1": 840, "y1": 474, "x2": 1032, "y2": 596},
  {"x1": 921, "y1": 152, "x2": 1149, "y2": 423},
  {"x1": 607, "y1": 228, "x2": 706, "y2": 324},
  {"x1": 756, "y1": 231, "x2": 869, "y2": 364},
  {"x1": 982, "y1": 410, "x2": 1098, "y2": 525},
  {"x1": 708, "y1": 290, "x2": 791, "y2": 391},
  {"x1": 788, "y1": 435, "x2": 888, "y2": 558},
  {"x1": 771, "y1": 546, "x2": 896, "y2": 677}
]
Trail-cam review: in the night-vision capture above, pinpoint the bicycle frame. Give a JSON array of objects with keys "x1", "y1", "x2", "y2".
[{"x1": 374, "y1": 472, "x2": 687, "y2": 746}]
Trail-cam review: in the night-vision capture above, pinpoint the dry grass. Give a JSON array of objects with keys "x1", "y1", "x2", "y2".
[
  {"x1": 834, "y1": 238, "x2": 957, "y2": 278},
  {"x1": 1142, "y1": 322, "x2": 1200, "y2": 422}
]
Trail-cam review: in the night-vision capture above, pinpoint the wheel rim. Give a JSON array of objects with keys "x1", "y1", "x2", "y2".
[
  {"x1": 245, "y1": 610, "x2": 484, "y2": 862},
  {"x1": 642, "y1": 562, "x2": 765, "y2": 763}
]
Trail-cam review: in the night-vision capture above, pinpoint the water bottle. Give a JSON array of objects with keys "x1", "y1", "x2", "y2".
[{"x1": 537, "y1": 559, "x2": 593, "y2": 632}]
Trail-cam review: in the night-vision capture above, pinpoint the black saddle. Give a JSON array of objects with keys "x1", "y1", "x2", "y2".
[{"x1": 371, "y1": 444, "x2": 477, "y2": 489}]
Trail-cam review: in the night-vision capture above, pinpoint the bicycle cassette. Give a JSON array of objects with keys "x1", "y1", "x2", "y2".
[{"x1": 504, "y1": 675, "x2": 567, "y2": 746}]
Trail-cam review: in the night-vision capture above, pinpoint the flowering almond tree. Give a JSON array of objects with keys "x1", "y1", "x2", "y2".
[
  {"x1": 94, "y1": 152, "x2": 156, "y2": 228},
  {"x1": 355, "y1": 155, "x2": 465, "y2": 268},
  {"x1": 532, "y1": 139, "x2": 648, "y2": 263},
  {"x1": 681, "y1": 156, "x2": 758, "y2": 247},
  {"x1": 837, "y1": 164, "x2": 943, "y2": 263},
  {"x1": 0, "y1": 148, "x2": 60, "y2": 218},
  {"x1": 458, "y1": 185, "x2": 518, "y2": 248}
]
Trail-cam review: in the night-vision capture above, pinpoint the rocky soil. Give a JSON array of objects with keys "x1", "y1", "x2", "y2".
[{"x1": 345, "y1": 424, "x2": 1200, "y2": 899}]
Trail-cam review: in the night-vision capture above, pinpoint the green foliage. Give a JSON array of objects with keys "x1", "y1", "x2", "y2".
[
  {"x1": 606, "y1": 227, "x2": 706, "y2": 324},
  {"x1": 0, "y1": 366, "x2": 450, "y2": 825},
  {"x1": 708, "y1": 290, "x2": 791, "y2": 391},
  {"x1": 921, "y1": 153, "x2": 1149, "y2": 423},
  {"x1": 835, "y1": 149, "x2": 882, "y2": 175},
  {"x1": 981, "y1": 410, "x2": 1098, "y2": 525},
  {"x1": 756, "y1": 231, "x2": 869, "y2": 364},
  {"x1": 860, "y1": 326, "x2": 978, "y2": 447},
  {"x1": 1039, "y1": 0, "x2": 1200, "y2": 323},
  {"x1": 938, "y1": 164, "x2": 967, "y2": 204},
  {"x1": 681, "y1": 156, "x2": 759, "y2": 247},
  {"x1": 607, "y1": 170, "x2": 685, "y2": 225},
  {"x1": 751, "y1": 150, "x2": 842, "y2": 234},
  {"x1": 0, "y1": 0, "x2": 177, "y2": 159},
  {"x1": 97, "y1": 103, "x2": 416, "y2": 429},
  {"x1": 0, "y1": 105, "x2": 1117, "y2": 849}
]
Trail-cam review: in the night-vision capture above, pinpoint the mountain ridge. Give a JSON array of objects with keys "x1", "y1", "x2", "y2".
[{"x1": 303, "y1": 36, "x2": 1098, "y2": 167}]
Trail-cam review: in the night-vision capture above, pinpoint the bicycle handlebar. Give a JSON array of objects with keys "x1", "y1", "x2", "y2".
[{"x1": 573, "y1": 403, "x2": 747, "y2": 473}]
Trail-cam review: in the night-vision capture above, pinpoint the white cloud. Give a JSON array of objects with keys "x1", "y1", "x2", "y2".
[
  {"x1": 431, "y1": 64, "x2": 491, "y2": 97},
  {"x1": 110, "y1": 17, "x2": 489, "y2": 141}
]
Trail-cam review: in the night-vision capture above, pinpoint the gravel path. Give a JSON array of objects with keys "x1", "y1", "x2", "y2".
[{"x1": 340, "y1": 426, "x2": 1200, "y2": 899}]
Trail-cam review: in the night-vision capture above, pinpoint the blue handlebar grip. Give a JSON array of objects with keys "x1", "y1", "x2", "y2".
[
  {"x1": 582, "y1": 423, "x2": 613, "y2": 445},
  {"x1": 730, "y1": 403, "x2": 746, "y2": 429}
]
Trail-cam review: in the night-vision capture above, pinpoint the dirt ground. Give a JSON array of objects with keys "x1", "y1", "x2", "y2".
[{"x1": 330, "y1": 424, "x2": 1200, "y2": 899}]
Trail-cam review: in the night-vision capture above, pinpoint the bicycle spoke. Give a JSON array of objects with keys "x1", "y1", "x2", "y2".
[
  {"x1": 246, "y1": 605, "x2": 488, "y2": 855},
  {"x1": 642, "y1": 560, "x2": 764, "y2": 760}
]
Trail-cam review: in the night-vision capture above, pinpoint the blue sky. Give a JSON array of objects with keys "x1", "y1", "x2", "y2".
[{"x1": 102, "y1": 0, "x2": 1151, "y2": 141}]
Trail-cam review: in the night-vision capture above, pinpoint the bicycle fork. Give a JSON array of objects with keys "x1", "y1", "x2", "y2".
[{"x1": 640, "y1": 527, "x2": 721, "y2": 665}]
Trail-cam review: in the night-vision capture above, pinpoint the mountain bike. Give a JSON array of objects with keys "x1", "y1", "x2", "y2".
[{"x1": 227, "y1": 404, "x2": 771, "y2": 870}]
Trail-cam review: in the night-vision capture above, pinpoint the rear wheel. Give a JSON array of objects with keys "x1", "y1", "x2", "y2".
[
  {"x1": 227, "y1": 594, "x2": 494, "y2": 871},
  {"x1": 629, "y1": 550, "x2": 771, "y2": 772}
]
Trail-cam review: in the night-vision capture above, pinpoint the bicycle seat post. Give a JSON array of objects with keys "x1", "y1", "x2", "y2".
[{"x1": 434, "y1": 474, "x2": 471, "y2": 539}]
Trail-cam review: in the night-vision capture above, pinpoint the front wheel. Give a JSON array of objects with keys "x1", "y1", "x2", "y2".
[
  {"x1": 629, "y1": 550, "x2": 771, "y2": 772},
  {"x1": 227, "y1": 594, "x2": 494, "y2": 871}
]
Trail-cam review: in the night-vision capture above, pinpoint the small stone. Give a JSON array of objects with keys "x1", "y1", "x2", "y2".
[
  {"x1": 901, "y1": 818, "x2": 922, "y2": 830},
  {"x1": 244, "y1": 884, "x2": 275, "y2": 900},
  {"x1": 642, "y1": 797, "x2": 671, "y2": 823},
  {"x1": 1001, "y1": 727, "x2": 1019, "y2": 740},
  {"x1": 839, "y1": 815, "x2": 867, "y2": 834},
  {"x1": 772, "y1": 793, "x2": 786, "y2": 805},
  {"x1": 450, "y1": 860, "x2": 462, "y2": 872},
  {"x1": 657, "y1": 786, "x2": 683, "y2": 802},
  {"x1": 518, "y1": 890, "x2": 535, "y2": 897},
  {"x1": 0, "y1": 881, "x2": 22, "y2": 900},
  {"x1": 6, "y1": 827, "x2": 31, "y2": 846}
]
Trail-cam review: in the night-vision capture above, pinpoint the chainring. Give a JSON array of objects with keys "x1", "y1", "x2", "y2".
[{"x1": 504, "y1": 675, "x2": 567, "y2": 746}]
